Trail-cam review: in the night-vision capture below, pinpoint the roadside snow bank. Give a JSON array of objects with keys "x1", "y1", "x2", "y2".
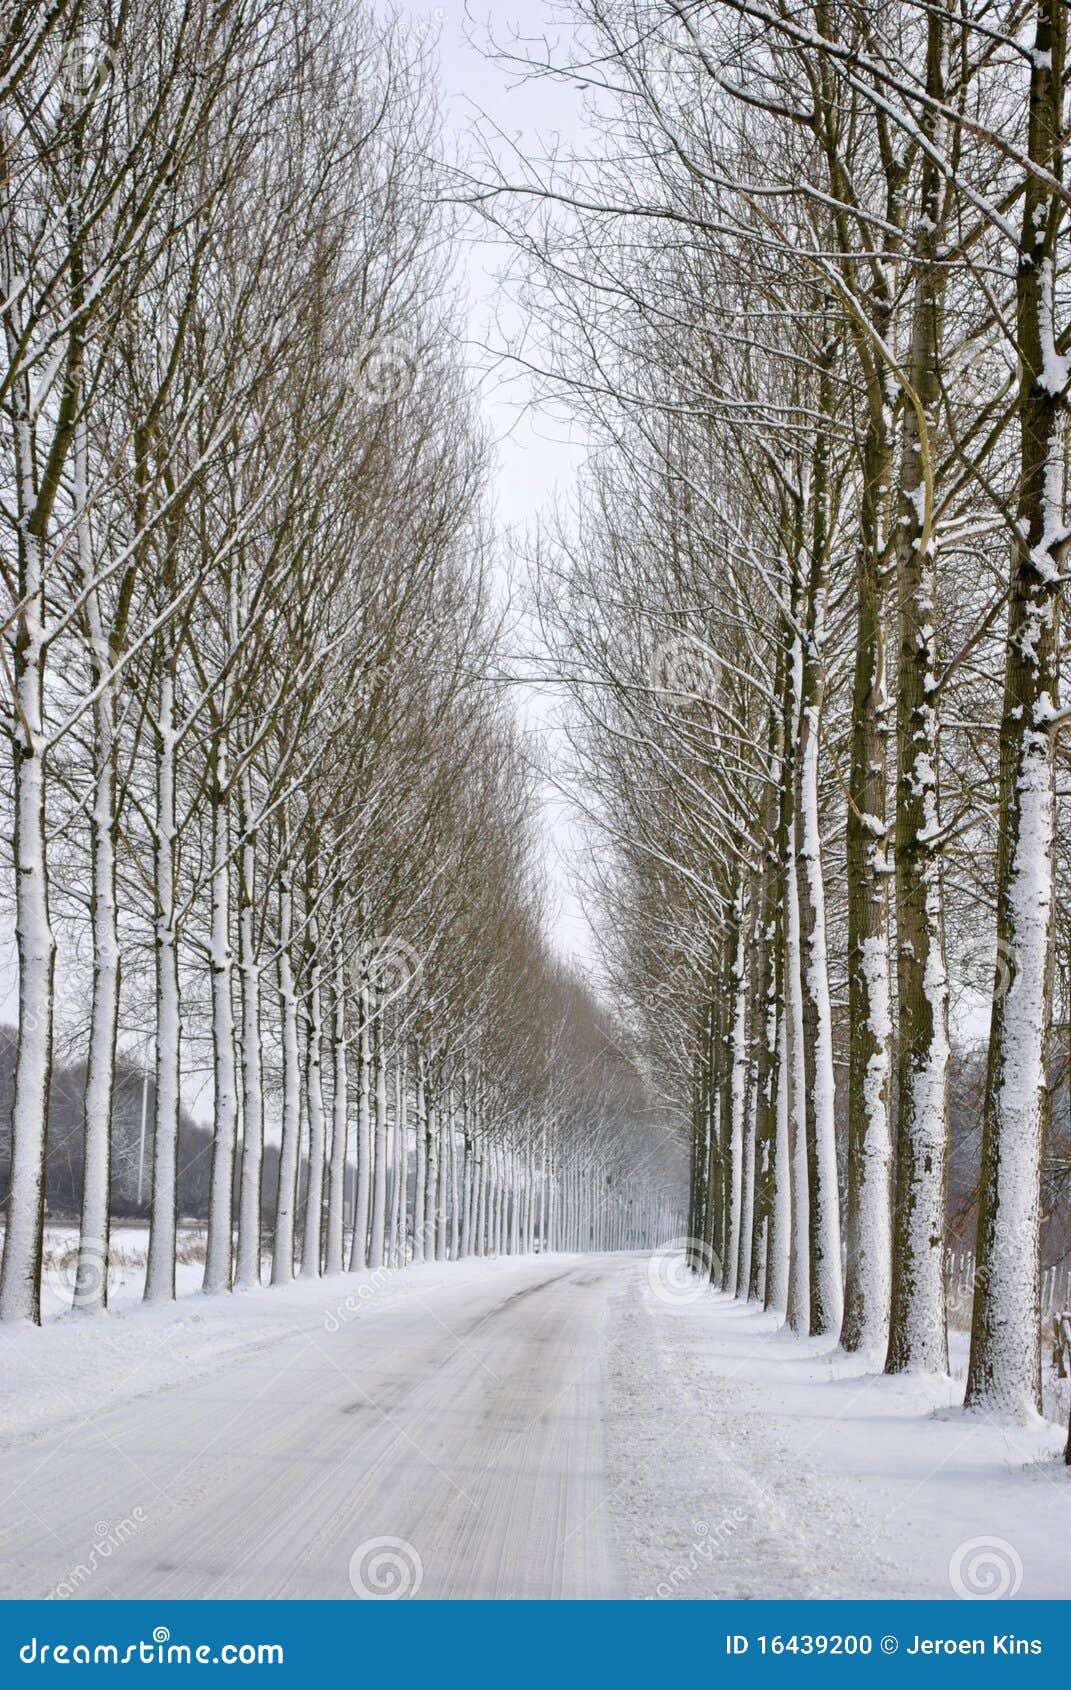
[{"x1": 604, "y1": 1273, "x2": 1070, "y2": 1600}]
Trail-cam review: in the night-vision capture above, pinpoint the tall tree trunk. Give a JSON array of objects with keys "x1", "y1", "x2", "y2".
[
  {"x1": 449, "y1": 1083, "x2": 461, "y2": 1260},
  {"x1": 423, "y1": 1071, "x2": 438, "y2": 1261},
  {"x1": 300, "y1": 898, "x2": 327, "y2": 1279},
  {"x1": 389, "y1": 1042, "x2": 406, "y2": 1266},
  {"x1": 234, "y1": 772, "x2": 263, "y2": 1290},
  {"x1": 73, "y1": 458, "x2": 119, "y2": 1315},
  {"x1": 704, "y1": 998, "x2": 724, "y2": 1276},
  {"x1": 460, "y1": 1074, "x2": 474, "y2": 1257},
  {"x1": 204, "y1": 737, "x2": 239, "y2": 1295},
  {"x1": 766, "y1": 1001, "x2": 792, "y2": 1313},
  {"x1": 887, "y1": 5, "x2": 952, "y2": 1375},
  {"x1": 781, "y1": 585, "x2": 810, "y2": 1331},
  {"x1": 1, "y1": 524, "x2": 55, "y2": 1324},
  {"x1": 967, "y1": 0, "x2": 1068, "y2": 1418},
  {"x1": 750, "y1": 693, "x2": 783, "y2": 1300},
  {"x1": 764, "y1": 661, "x2": 794, "y2": 1315},
  {"x1": 271, "y1": 858, "x2": 301, "y2": 1285},
  {"x1": 145, "y1": 658, "x2": 181, "y2": 1304},
  {"x1": 324, "y1": 938, "x2": 348, "y2": 1275},
  {"x1": 348, "y1": 980, "x2": 372, "y2": 1271},
  {"x1": 723, "y1": 883, "x2": 748, "y2": 1295},
  {"x1": 795, "y1": 350, "x2": 843, "y2": 1337},
  {"x1": 412, "y1": 1044, "x2": 427, "y2": 1263},
  {"x1": 368, "y1": 1006, "x2": 388, "y2": 1270},
  {"x1": 843, "y1": 372, "x2": 894, "y2": 1356},
  {"x1": 426, "y1": 1089, "x2": 442, "y2": 1260},
  {"x1": 474, "y1": 1141, "x2": 486, "y2": 1256},
  {"x1": 785, "y1": 806, "x2": 810, "y2": 1333}
]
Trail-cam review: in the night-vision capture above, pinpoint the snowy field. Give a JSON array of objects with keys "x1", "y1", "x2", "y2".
[
  {"x1": 32, "y1": 1223, "x2": 211, "y2": 1317},
  {"x1": 1, "y1": 1251, "x2": 1068, "y2": 1601}
]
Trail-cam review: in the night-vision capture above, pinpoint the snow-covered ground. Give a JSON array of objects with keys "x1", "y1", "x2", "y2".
[
  {"x1": 605, "y1": 1273, "x2": 1071, "y2": 1600},
  {"x1": 30, "y1": 1223, "x2": 211, "y2": 1315},
  {"x1": 1, "y1": 1253, "x2": 1068, "y2": 1600}
]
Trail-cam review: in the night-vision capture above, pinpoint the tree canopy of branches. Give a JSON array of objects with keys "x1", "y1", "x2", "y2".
[
  {"x1": 474, "y1": 0, "x2": 1071, "y2": 1422},
  {"x1": 0, "y1": 0, "x2": 683, "y2": 1328}
]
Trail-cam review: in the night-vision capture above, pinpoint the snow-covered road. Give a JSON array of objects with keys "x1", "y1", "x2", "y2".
[
  {"x1": 2, "y1": 1253, "x2": 1069, "y2": 1601},
  {"x1": 1, "y1": 1257, "x2": 624, "y2": 1599}
]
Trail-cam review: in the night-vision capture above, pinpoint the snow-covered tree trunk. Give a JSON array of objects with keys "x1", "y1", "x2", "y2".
[
  {"x1": 538, "y1": 1136, "x2": 548, "y2": 1252},
  {"x1": 73, "y1": 434, "x2": 119, "y2": 1316},
  {"x1": 842, "y1": 382, "x2": 894, "y2": 1356},
  {"x1": 887, "y1": 10, "x2": 952, "y2": 1376},
  {"x1": 324, "y1": 943, "x2": 348, "y2": 1275},
  {"x1": 204, "y1": 737, "x2": 239, "y2": 1295},
  {"x1": 348, "y1": 981, "x2": 372, "y2": 1271},
  {"x1": 765, "y1": 1004, "x2": 792, "y2": 1313},
  {"x1": 423, "y1": 1081, "x2": 438, "y2": 1262},
  {"x1": 723, "y1": 889, "x2": 748, "y2": 1296},
  {"x1": 234, "y1": 772, "x2": 264, "y2": 1290},
  {"x1": 795, "y1": 396, "x2": 843, "y2": 1337},
  {"x1": 762, "y1": 651, "x2": 795, "y2": 1315},
  {"x1": 492, "y1": 1143, "x2": 503, "y2": 1254},
  {"x1": 448, "y1": 1083, "x2": 461, "y2": 1260},
  {"x1": 737, "y1": 904, "x2": 760, "y2": 1299},
  {"x1": 749, "y1": 701, "x2": 782, "y2": 1299},
  {"x1": 460, "y1": 1084, "x2": 474, "y2": 1256},
  {"x1": 497, "y1": 1154, "x2": 508, "y2": 1254},
  {"x1": 75, "y1": 671, "x2": 119, "y2": 1316},
  {"x1": 474, "y1": 1143, "x2": 486, "y2": 1256},
  {"x1": 389, "y1": 1043, "x2": 406, "y2": 1266},
  {"x1": 0, "y1": 522, "x2": 56, "y2": 1325},
  {"x1": 368, "y1": 1008, "x2": 388, "y2": 1270},
  {"x1": 510, "y1": 1149, "x2": 522, "y2": 1254},
  {"x1": 145, "y1": 659, "x2": 181, "y2": 1304},
  {"x1": 703, "y1": 1003, "x2": 723, "y2": 1278},
  {"x1": 966, "y1": 0, "x2": 1068, "y2": 1419},
  {"x1": 271, "y1": 861, "x2": 301, "y2": 1285},
  {"x1": 300, "y1": 907, "x2": 327, "y2": 1279},
  {"x1": 691, "y1": 1036, "x2": 709, "y2": 1269},
  {"x1": 431, "y1": 1093, "x2": 446, "y2": 1260},
  {"x1": 412, "y1": 1045, "x2": 427, "y2": 1263},
  {"x1": 785, "y1": 808, "x2": 811, "y2": 1334}
]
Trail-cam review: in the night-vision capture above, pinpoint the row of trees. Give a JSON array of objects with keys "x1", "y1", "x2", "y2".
[
  {"x1": 481, "y1": 0, "x2": 1071, "y2": 1420},
  {"x1": 0, "y1": 1, "x2": 682, "y2": 1325}
]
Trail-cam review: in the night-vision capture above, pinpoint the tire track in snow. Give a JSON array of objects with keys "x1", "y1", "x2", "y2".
[{"x1": 0, "y1": 1257, "x2": 624, "y2": 1599}]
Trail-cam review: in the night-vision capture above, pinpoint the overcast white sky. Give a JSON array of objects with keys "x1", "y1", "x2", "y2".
[{"x1": 411, "y1": 0, "x2": 601, "y2": 974}]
